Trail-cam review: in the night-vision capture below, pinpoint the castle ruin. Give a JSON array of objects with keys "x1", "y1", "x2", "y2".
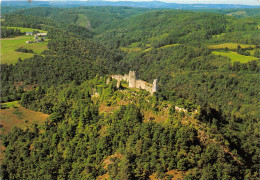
[{"x1": 110, "y1": 71, "x2": 157, "y2": 95}]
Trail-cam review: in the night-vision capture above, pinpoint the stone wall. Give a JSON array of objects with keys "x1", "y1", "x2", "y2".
[
  {"x1": 111, "y1": 74, "x2": 129, "y2": 88},
  {"x1": 110, "y1": 71, "x2": 157, "y2": 95},
  {"x1": 129, "y1": 71, "x2": 136, "y2": 88},
  {"x1": 175, "y1": 106, "x2": 188, "y2": 113},
  {"x1": 135, "y1": 80, "x2": 153, "y2": 94}
]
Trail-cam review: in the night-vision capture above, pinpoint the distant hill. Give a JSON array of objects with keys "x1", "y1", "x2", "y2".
[
  {"x1": 2, "y1": 1, "x2": 260, "y2": 10},
  {"x1": 192, "y1": 8, "x2": 260, "y2": 18}
]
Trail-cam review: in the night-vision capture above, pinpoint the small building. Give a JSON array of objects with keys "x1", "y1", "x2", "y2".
[
  {"x1": 26, "y1": 32, "x2": 33, "y2": 36},
  {"x1": 36, "y1": 33, "x2": 47, "y2": 37},
  {"x1": 26, "y1": 41, "x2": 31, "y2": 44},
  {"x1": 35, "y1": 39, "x2": 41, "y2": 43}
]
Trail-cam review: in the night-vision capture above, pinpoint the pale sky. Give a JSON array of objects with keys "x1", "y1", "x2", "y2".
[
  {"x1": 107, "y1": 0, "x2": 260, "y2": 5},
  {"x1": 2, "y1": 0, "x2": 260, "y2": 5},
  {"x1": 159, "y1": 0, "x2": 259, "y2": 5}
]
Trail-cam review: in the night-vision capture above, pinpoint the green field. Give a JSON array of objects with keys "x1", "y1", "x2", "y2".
[
  {"x1": 1, "y1": 101, "x2": 19, "y2": 109},
  {"x1": 1, "y1": 27, "x2": 48, "y2": 64},
  {"x1": 75, "y1": 14, "x2": 91, "y2": 29},
  {"x1": 212, "y1": 51, "x2": 258, "y2": 63},
  {"x1": 143, "y1": 48, "x2": 152, "y2": 53},
  {"x1": 3, "y1": 26, "x2": 47, "y2": 33},
  {"x1": 120, "y1": 42, "x2": 143, "y2": 53},
  {"x1": 209, "y1": 43, "x2": 256, "y2": 50},
  {"x1": 159, "y1": 44, "x2": 180, "y2": 49},
  {"x1": 1, "y1": 101, "x2": 49, "y2": 133},
  {"x1": 248, "y1": 49, "x2": 257, "y2": 56},
  {"x1": 227, "y1": 11, "x2": 246, "y2": 16},
  {"x1": 1, "y1": 35, "x2": 48, "y2": 64},
  {"x1": 141, "y1": 44, "x2": 180, "y2": 53}
]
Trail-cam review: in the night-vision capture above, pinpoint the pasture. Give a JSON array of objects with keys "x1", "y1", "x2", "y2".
[
  {"x1": 1, "y1": 27, "x2": 48, "y2": 64},
  {"x1": 1, "y1": 101, "x2": 49, "y2": 134},
  {"x1": 1, "y1": 101, "x2": 19, "y2": 109},
  {"x1": 1, "y1": 35, "x2": 48, "y2": 64},
  {"x1": 248, "y1": 49, "x2": 256, "y2": 56},
  {"x1": 120, "y1": 42, "x2": 142, "y2": 53},
  {"x1": 159, "y1": 43, "x2": 180, "y2": 49},
  {"x1": 212, "y1": 51, "x2": 258, "y2": 63},
  {"x1": 209, "y1": 43, "x2": 256, "y2": 50},
  {"x1": 4, "y1": 26, "x2": 47, "y2": 33}
]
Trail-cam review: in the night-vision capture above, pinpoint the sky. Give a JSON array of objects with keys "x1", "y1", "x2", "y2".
[
  {"x1": 2, "y1": 0, "x2": 260, "y2": 5},
  {"x1": 107, "y1": 0, "x2": 260, "y2": 5},
  {"x1": 159, "y1": 0, "x2": 259, "y2": 5}
]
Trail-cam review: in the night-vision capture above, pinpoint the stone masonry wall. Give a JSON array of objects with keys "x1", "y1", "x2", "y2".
[
  {"x1": 135, "y1": 80, "x2": 153, "y2": 94},
  {"x1": 110, "y1": 71, "x2": 157, "y2": 95}
]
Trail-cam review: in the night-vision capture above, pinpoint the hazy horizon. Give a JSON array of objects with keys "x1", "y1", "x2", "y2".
[{"x1": 1, "y1": 0, "x2": 260, "y2": 6}]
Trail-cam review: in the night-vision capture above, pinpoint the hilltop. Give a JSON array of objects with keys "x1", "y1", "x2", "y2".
[{"x1": 1, "y1": 77, "x2": 253, "y2": 179}]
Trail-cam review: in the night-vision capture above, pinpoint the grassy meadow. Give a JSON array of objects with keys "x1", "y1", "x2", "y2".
[
  {"x1": 212, "y1": 51, "x2": 258, "y2": 63},
  {"x1": 1, "y1": 35, "x2": 49, "y2": 64},
  {"x1": 248, "y1": 49, "x2": 256, "y2": 56},
  {"x1": 120, "y1": 42, "x2": 142, "y2": 53},
  {"x1": 1, "y1": 27, "x2": 48, "y2": 64},
  {"x1": 1, "y1": 101, "x2": 19, "y2": 109},
  {"x1": 159, "y1": 43, "x2": 180, "y2": 49},
  {"x1": 75, "y1": 14, "x2": 91, "y2": 28},
  {"x1": 209, "y1": 43, "x2": 256, "y2": 50},
  {"x1": 4, "y1": 26, "x2": 47, "y2": 33},
  {"x1": 1, "y1": 101, "x2": 49, "y2": 134}
]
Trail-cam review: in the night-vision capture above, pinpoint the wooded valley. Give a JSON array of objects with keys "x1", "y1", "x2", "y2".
[{"x1": 1, "y1": 5, "x2": 259, "y2": 180}]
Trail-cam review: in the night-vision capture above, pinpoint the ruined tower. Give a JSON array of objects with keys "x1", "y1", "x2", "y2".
[
  {"x1": 129, "y1": 71, "x2": 136, "y2": 88},
  {"x1": 152, "y1": 79, "x2": 158, "y2": 93}
]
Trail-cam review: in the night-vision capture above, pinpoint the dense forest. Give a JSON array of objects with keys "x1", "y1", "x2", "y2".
[{"x1": 1, "y1": 5, "x2": 260, "y2": 180}]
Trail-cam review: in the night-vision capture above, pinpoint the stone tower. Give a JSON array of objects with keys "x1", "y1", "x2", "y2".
[
  {"x1": 152, "y1": 79, "x2": 158, "y2": 93},
  {"x1": 129, "y1": 71, "x2": 136, "y2": 88}
]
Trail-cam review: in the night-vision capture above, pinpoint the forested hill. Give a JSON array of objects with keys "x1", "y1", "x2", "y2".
[
  {"x1": 3, "y1": 6, "x2": 152, "y2": 29},
  {"x1": 1, "y1": 13, "x2": 123, "y2": 101},
  {"x1": 94, "y1": 10, "x2": 260, "y2": 48},
  {"x1": 3, "y1": 7, "x2": 259, "y2": 46},
  {"x1": 2, "y1": 1, "x2": 260, "y2": 10},
  {"x1": 192, "y1": 8, "x2": 260, "y2": 18},
  {"x1": 1, "y1": 6, "x2": 260, "y2": 180}
]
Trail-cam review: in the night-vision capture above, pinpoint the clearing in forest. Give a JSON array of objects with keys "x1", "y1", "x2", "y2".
[
  {"x1": 1, "y1": 27, "x2": 48, "y2": 64},
  {"x1": 1, "y1": 35, "x2": 48, "y2": 64},
  {"x1": 209, "y1": 43, "x2": 256, "y2": 50},
  {"x1": 3, "y1": 26, "x2": 47, "y2": 33},
  {"x1": 212, "y1": 51, "x2": 258, "y2": 63},
  {"x1": 75, "y1": 14, "x2": 92, "y2": 29},
  {"x1": 120, "y1": 42, "x2": 143, "y2": 53},
  {"x1": 0, "y1": 101, "x2": 49, "y2": 134},
  {"x1": 159, "y1": 44, "x2": 180, "y2": 49}
]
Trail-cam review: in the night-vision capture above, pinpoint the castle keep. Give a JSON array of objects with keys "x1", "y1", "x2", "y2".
[{"x1": 110, "y1": 71, "x2": 157, "y2": 95}]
